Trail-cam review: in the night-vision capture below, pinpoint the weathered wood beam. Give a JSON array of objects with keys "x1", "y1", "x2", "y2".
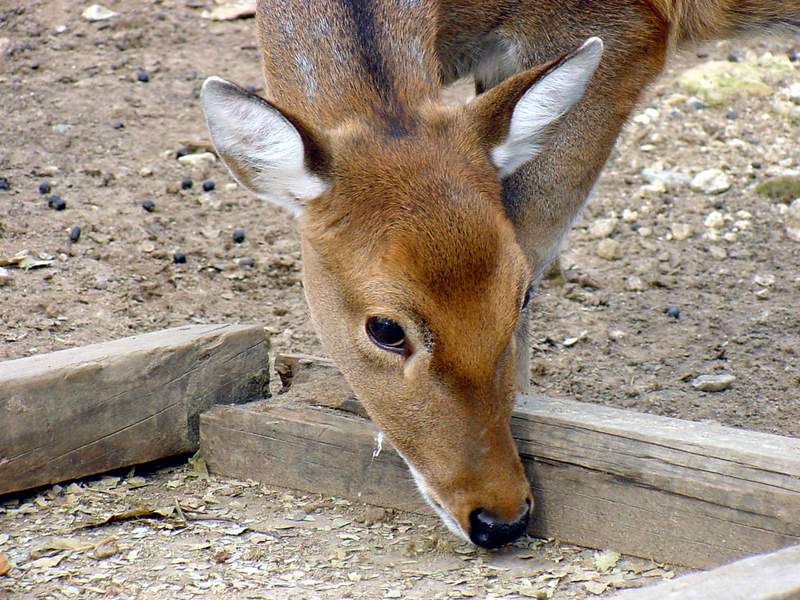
[
  {"x1": 200, "y1": 354, "x2": 800, "y2": 568},
  {"x1": 610, "y1": 544, "x2": 800, "y2": 599},
  {"x1": 0, "y1": 324, "x2": 269, "y2": 496}
]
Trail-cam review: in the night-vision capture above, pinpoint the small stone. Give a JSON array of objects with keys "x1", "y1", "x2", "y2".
[
  {"x1": 725, "y1": 109, "x2": 738, "y2": 120},
  {"x1": 596, "y1": 238, "x2": 621, "y2": 260},
  {"x1": 142, "y1": 198, "x2": 156, "y2": 212},
  {"x1": 0, "y1": 177, "x2": 9, "y2": 191},
  {"x1": 789, "y1": 49, "x2": 799, "y2": 63},
  {"x1": 625, "y1": 275, "x2": 646, "y2": 292},
  {"x1": 608, "y1": 329, "x2": 626, "y2": 341},
  {"x1": 140, "y1": 241, "x2": 155, "y2": 253},
  {"x1": 223, "y1": 182, "x2": 238, "y2": 191},
  {"x1": 176, "y1": 147, "x2": 191, "y2": 159},
  {"x1": 69, "y1": 225, "x2": 81, "y2": 243},
  {"x1": 671, "y1": 223, "x2": 693, "y2": 241},
  {"x1": 685, "y1": 96, "x2": 706, "y2": 110},
  {"x1": 638, "y1": 180, "x2": 667, "y2": 197},
  {"x1": 723, "y1": 231, "x2": 738, "y2": 243},
  {"x1": 727, "y1": 52, "x2": 740, "y2": 63},
  {"x1": 202, "y1": 179, "x2": 216, "y2": 192},
  {"x1": 238, "y1": 256, "x2": 255, "y2": 268},
  {"x1": 38, "y1": 181, "x2": 51, "y2": 194},
  {"x1": 112, "y1": 120, "x2": 125, "y2": 129},
  {"x1": 708, "y1": 245, "x2": 727, "y2": 259},
  {"x1": 244, "y1": 84, "x2": 258, "y2": 94},
  {"x1": 637, "y1": 226, "x2": 653, "y2": 238},
  {"x1": 786, "y1": 199, "x2": 800, "y2": 241},
  {"x1": 178, "y1": 152, "x2": 216, "y2": 168},
  {"x1": 755, "y1": 288, "x2": 770, "y2": 300},
  {"x1": 362, "y1": 506, "x2": 386, "y2": 525},
  {"x1": 136, "y1": 69, "x2": 150, "y2": 83},
  {"x1": 641, "y1": 167, "x2": 691, "y2": 191},
  {"x1": 704, "y1": 210, "x2": 726, "y2": 229},
  {"x1": 232, "y1": 227, "x2": 246, "y2": 244},
  {"x1": 622, "y1": 208, "x2": 638, "y2": 223},
  {"x1": 139, "y1": 167, "x2": 153, "y2": 177},
  {"x1": 753, "y1": 274, "x2": 775, "y2": 287},
  {"x1": 666, "y1": 305, "x2": 681, "y2": 319},
  {"x1": 691, "y1": 169, "x2": 732, "y2": 195},
  {"x1": 173, "y1": 250, "x2": 187, "y2": 264},
  {"x1": 82, "y1": 4, "x2": 118, "y2": 21},
  {"x1": 588, "y1": 217, "x2": 618, "y2": 239},
  {"x1": 48, "y1": 195, "x2": 66, "y2": 211},
  {"x1": 180, "y1": 177, "x2": 194, "y2": 190},
  {"x1": 691, "y1": 373, "x2": 735, "y2": 392},
  {"x1": 0, "y1": 267, "x2": 11, "y2": 287}
]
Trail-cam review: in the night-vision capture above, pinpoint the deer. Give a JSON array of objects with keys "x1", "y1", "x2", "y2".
[{"x1": 201, "y1": 0, "x2": 800, "y2": 549}]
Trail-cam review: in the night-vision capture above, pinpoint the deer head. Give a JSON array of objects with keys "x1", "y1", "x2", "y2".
[{"x1": 201, "y1": 37, "x2": 603, "y2": 548}]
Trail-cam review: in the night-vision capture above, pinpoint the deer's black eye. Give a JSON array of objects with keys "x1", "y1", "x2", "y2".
[
  {"x1": 366, "y1": 317, "x2": 406, "y2": 354},
  {"x1": 522, "y1": 285, "x2": 534, "y2": 310}
]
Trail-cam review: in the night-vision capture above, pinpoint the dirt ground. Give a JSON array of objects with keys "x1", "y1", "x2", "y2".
[{"x1": 0, "y1": 0, "x2": 798, "y2": 597}]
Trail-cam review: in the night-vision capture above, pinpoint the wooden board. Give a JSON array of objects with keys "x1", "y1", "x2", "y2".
[
  {"x1": 0, "y1": 323, "x2": 269, "y2": 496},
  {"x1": 201, "y1": 354, "x2": 800, "y2": 568},
  {"x1": 610, "y1": 544, "x2": 800, "y2": 599}
]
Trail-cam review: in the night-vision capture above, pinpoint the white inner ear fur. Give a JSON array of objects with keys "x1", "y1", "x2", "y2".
[
  {"x1": 490, "y1": 37, "x2": 604, "y2": 178},
  {"x1": 201, "y1": 76, "x2": 328, "y2": 216}
]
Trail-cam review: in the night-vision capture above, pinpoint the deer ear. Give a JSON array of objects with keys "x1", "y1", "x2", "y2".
[
  {"x1": 201, "y1": 77, "x2": 330, "y2": 215},
  {"x1": 469, "y1": 37, "x2": 603, "y2": 178}
]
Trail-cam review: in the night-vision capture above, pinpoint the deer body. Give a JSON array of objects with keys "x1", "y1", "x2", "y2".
[{"x1": 202, "y1": 0, "x2": 800, "y2": 548}]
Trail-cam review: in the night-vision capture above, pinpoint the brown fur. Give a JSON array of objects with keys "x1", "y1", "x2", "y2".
[{"x1": 225, "y1": 0, "x2": 799, "y2": 539}]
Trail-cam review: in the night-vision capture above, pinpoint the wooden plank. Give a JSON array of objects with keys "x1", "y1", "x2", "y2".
[
  {"x1": 610, "y1": 544, "x2": 800, "y2": 599},
  {"x1": 0, "y1": 324, "x2": 269, "y2": 496},
  {"x1": 201, "y1": 354, "x2": 800, "y2": 568}
]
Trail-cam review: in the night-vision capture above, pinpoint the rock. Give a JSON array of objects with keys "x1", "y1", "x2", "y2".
[
  {"x1": 691, "y1": 169, "x2": 732, "y2": 195},
  {"x1": 588, "y1": 217, "x2": 618, "y2": 239},
  {"x1": 81, "y1": 4, "x2": 118, "y2": 21},
  {"x1": 637, "y1": 226, "x2": 653, "y2": 238},
  {"x1": 362, "y1": 506, "x2": 386, "y2": 525},
  {"x1": 708, "y1": 245, "x2": 727, "y2": 259},
  {"x1": 69, "y1": 225, "x2": 81, "y2": 243},
  {"x1": 642, "y1": 167, "x2": 692, "y2": 191},
  {"x1": 622, "y1": 209, "x2": 638, "y2": 223},
  {"x1": 224, "y1": 182, "x2": 238, "y2": 191},
  {"x1": 670, "y1": 223, "x2": 693, "y2": 241},
  {"x1": 202, "y1": 179, "x2": 216, "y2": 192},
  {"x1": 755, "y1": 176, "x2": 800, "y2": 203},
  {"x1": 139, "y1": 167, "x2": 153, "y2": 177},
  {"x1": 142, "y1": 198, "x2": 156, "y2": 212},
  {"x1": 233, "y1": 227, "x2": 246, "y2": 244},
  {"x1": 625, "y1": 275, "x2": 645, "y2": 292},
  {"x1": 136, "y1": 69, "x2": 150, "y2": 83},
  {"x1": 787, "y1": 82, "x2": 800, "y2": 103},
  {"x1": 0, "y1": 267, "x2": 11, "y2": 287},
  {"x1": 786, "y1": 199, "x2": 800, "y2": 241},
  {"x1": 38, "y1": 181, "x2": 51, "y2": 194},
  {"x1": 173, "y1": 250, "x2": 187, "y2": 264},
  {"x1": 608, "y1": 329, "x2": 626, "y2": 341},
  {"x1": 666, "y1": 305, "x2": 680, "y2": 319},
  {"x1": 704, "y1": 210, "x2": 726, "y2": 229},
  {"x1": 677, "y1": 61, "x2": 774, "y2": 106},
  {"x1": 753, "y1": 274, "x2": 776, "y2": 287},
  {"x1": 178, "y1": 152, "x2": 216, "y2": 169},
  {"x1": 638, "y1": 179, "x2": 666, "y2": 197},
  {"x1": 691, "y1": 373, "x2": 735, "y2": 392},
  {"x1": 201, "y1": 1, "x2": 256, "y2": 21},
  {"x1": 685, "y1": 96, "x2": 706, "y2": 110},
  {"x1": 180, "y1": 177, "x2": 194, "y2": 190},
  {"x1": 772, "y1": 99, "x2": 800, "y2": 122},
  {"x1": 596, "y1": 239, "x2": 621, "y2": 261}
]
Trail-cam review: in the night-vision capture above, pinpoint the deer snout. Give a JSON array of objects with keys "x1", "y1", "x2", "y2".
[{"x1": 469, "y1": 499, "x2": 531, "y2": 549}]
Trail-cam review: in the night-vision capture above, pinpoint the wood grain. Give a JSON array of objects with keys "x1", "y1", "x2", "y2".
[
  {"x1": 200, "y1": 356, "x2": 800, "y2": 568},
  {"x1": 0, "y1": 324, "x2": 269, "y2": 496}
]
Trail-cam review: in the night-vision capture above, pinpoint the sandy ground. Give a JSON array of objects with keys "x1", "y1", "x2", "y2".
[{"x1": 0, "y1": 0, "x2": 798, "y2": 597}]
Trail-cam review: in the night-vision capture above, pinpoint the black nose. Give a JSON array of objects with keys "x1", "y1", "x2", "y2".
[{"x1": 468, "y1": 500, "x2": 531, "y2": 549}]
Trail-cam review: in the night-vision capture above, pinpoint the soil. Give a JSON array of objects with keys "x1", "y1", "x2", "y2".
[{"x1": 0, "y1": 1, "x2": 798, "y2": 597}]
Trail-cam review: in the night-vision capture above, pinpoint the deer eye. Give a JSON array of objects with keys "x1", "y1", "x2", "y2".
[
  {"x1": 366, "y1": 317, "x2": 406, "y2": 354},
  {"x1": 521, "y1": 285, "x2": 534, "y2": 310}
]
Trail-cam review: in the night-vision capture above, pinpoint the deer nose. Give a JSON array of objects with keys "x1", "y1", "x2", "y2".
[{"x1": 468, "y1": 499, "x2": 531, "y2": 549}]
